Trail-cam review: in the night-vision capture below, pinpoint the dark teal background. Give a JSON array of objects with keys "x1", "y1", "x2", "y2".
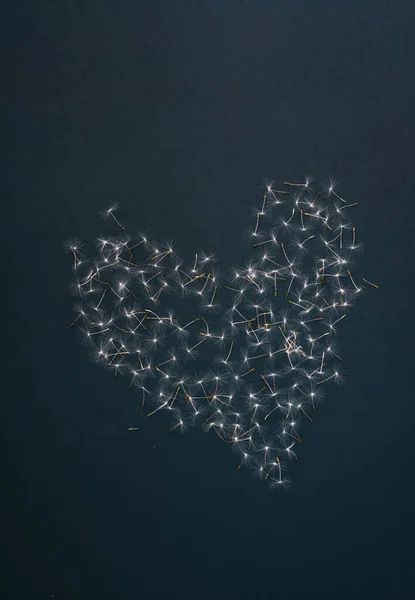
[{"x1": 3, "y1": 1, "x2": 413, "y2": 598}]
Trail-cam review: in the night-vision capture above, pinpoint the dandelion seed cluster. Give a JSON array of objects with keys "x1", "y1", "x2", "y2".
[{"x1": 67, "y1": 179, "x2": 375, "y2": 490}]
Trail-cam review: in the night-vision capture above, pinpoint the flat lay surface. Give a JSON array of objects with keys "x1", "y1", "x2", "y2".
[{"x1": 3, "y1": 1, "x2": 414, "y2": 598}]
